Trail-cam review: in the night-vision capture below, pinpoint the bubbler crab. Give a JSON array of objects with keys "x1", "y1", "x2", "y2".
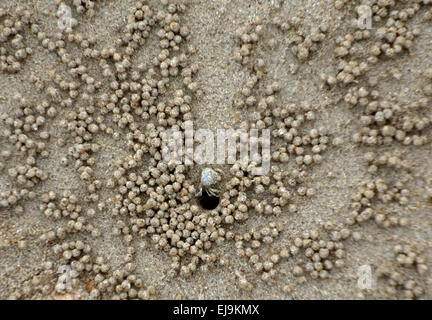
[{"x1": 195, "y1": 167, "x2": 224, "y2": 198}]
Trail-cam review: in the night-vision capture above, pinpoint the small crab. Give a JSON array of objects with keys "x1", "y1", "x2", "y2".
[{"x1": 195, "y1": 167, "x2": 224, "y2": 198}]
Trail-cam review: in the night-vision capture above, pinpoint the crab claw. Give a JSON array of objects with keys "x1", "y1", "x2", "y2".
[{"x1": 207, "y1": 188, "x2": 220, "y2": 197}]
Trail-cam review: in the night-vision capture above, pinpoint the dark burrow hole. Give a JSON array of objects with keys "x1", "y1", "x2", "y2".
[{"x1": 199, "y1": 191, "x2": 220, "y2": 210}]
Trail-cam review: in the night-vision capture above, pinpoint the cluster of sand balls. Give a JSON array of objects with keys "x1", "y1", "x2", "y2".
[
  {"x1": 0, "y1": 95, "x2": 53, "y2": 214},
  {"x1": 233, "y1": 17, "x2": 263, "y2": 66},
  {"x1": 374, "y1": 244, "x2": 429, "y2": 299},
  {"x1": 347, "y1": 178, "x2": 410, "y2": 228},
  {"x1": 227, "y1": 12, "x2": 363, "y2": 289},
  {"x1": 350, "y1": 92, "x2": 430, "y2": 147},
  {"x1": 0, "y1": 1, "x2": 196, "y2": 299},
  {"x1": 324, "y1": 0, "x2": 432, "y2": 298},
  {"x1": 0, "y1": 0, "x2": 432, "y2": 300},
  {"x1": 0, "y1": 7, "x2": 35, "y2": 73},
  {"x1": 363, "y1": 151, "x2": 410, "y2": 174},
  {"x1": 326, "y1": 1, "x2": 426, "y2": 87},
  {"x1": 286, "y1": 17, "x2": 327, "y2": 62},
  {"x1": 292, "y1": 227, "x2": 350, "y2": 280}
]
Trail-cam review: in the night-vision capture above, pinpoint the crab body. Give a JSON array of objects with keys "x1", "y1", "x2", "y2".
[{"x1": 196, "y1": 168, "x2": 223, "y2": 198}]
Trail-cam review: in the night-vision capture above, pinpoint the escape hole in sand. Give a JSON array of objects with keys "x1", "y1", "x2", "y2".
[{"x1": 199, "y1": 191, "x2": 220, "y2": 210}]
